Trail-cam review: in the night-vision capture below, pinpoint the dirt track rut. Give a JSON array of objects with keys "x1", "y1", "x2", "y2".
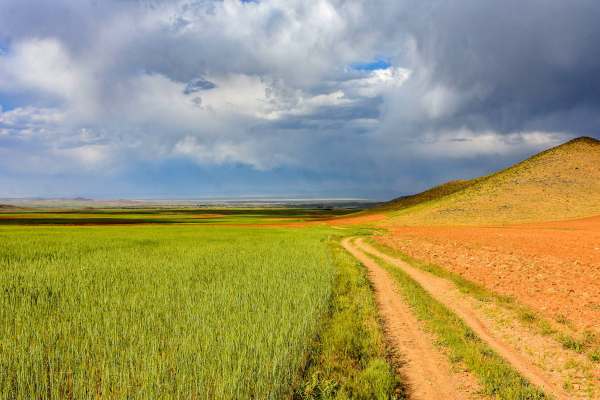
[
  {"x1": 347, "y1": 237, "x2": 569, "y2": 400},
  {"x1": 341, "y1": 237, "x2": 478, "y2": 400}
]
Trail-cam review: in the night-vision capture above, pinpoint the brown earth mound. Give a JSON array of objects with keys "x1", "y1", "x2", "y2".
[{"x1": 383, "y1": 136, "x2": 600, "y2": 225}]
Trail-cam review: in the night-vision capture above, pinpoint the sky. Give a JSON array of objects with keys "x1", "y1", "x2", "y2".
[{"x1": 0, "y1": 0, "x2": 599, "y2": 200}]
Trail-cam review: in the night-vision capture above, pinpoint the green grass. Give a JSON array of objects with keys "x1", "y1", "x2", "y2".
[
  {"x1": 361, "y1": 247, "x2": 548, "y2": 399},
  {"x1": 558, "y1": 335, "x2": 586, "y2": 353},
  {"x1": 590, "y1": 348, "x2": 600, "y2": 363},
  {"x1": 0, "y1": 224, "x2": 340, "y2": 399},
  {"x1": 558, "y1": 331, "x2": 598, "y2": 355},
  {"x1": 296, "y1": 240, "x2": 401, "y2": 400}
]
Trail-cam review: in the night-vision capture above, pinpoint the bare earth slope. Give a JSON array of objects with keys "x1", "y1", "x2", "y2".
[{"x1": 385, "y1": 137, "x2": 600, "y2": 225}]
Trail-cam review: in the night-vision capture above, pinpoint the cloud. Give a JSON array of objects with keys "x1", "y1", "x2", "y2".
[
  {"x1": 0, "y1": 106, "x2": 66, "y2": 139},
  {"x1": 0, "y1": 0, "x2": 598, "y2": 198},
  {"x1": 183, "y1": 77, "x2": 216, "y2": 94},
  {"x1": 0, "y1": 38, "x2": 77, "y2": 97},
  {"x1": 342, "y1": 67, "x2": 411, "y2": 98},
  {"x1": 408, "y1": 130, "x2": 571, "y2": 159}
]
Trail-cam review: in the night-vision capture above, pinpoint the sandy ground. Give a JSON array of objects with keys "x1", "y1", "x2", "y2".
[
  {"x1": 341, "y1": 238, "x2": 482, "y2": 400},
  {"x1": 378, "y1": 215, "x2": 600, "y2": 333}
]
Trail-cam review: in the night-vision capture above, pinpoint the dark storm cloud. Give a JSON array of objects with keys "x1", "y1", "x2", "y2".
[
  {"x1": 380, "y1": 0, "x2": 600, "y2": 136},
  {"x1": 183, "y1": 78, "x2": 217, "y2": 94}
]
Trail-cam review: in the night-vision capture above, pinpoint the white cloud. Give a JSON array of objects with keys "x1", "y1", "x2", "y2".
[
  {"x1": 172, "y1": 135, "x2": 291, "y2": 170},
  {"x1": 420, "y1": 85, "x2": 461, "y2": 119},
  {"x1": 0, "y1": 38, "x2": 99, "y2": 120},
  {"x1": 0, "y1": 1, "x2": 385, "y2": 178},
  {"x1": 173, "y1": 136, "x2": 254, "y2": 166},
  {"x1": 0, "y1": 106, "x2": 65, "y2": 139},
  {"x1": 412, "y1": 130, "x2": 570, "y2": 159},
  {"x1": 52, "y1": 144, "x2": 111, "y2": 169},
  {"x1": 0, "y1": 38, "x2": 77, "y2": 96},
  {"x1": 343, "y1": 67, "x2": 411, "y2": 98}
]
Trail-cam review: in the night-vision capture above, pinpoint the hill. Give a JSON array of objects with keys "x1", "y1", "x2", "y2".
[
  {"x1": 376, "y1": 179, "x2": 477, "y2": 212},
  {"x1": 382, "y1": 136, "x2": 600, "y2": 225}
]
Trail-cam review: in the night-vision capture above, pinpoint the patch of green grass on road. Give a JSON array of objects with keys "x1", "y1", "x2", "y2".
[
  {"x1": 368, "y1": 238, "x2": 600, "y2": 365},
  {"x1": 362, "y1": 246, "x2": 548, "y2": 400},
  {"x1": 296, "y1": 239, "x2": 402, "y2": 400},
  {"x1": 365, "y1": 238, "x2": 507, "y2": 304}
]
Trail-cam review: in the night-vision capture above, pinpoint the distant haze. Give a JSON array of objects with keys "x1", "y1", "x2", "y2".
[{"x1": 0, "y1": 197, "x2": 376, "y2": 210}]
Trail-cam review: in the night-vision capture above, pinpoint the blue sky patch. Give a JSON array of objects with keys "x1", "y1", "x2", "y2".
[
  {"x1": 350, "y1": 58, "x2": 391, "y2": 71},
  {"x1": 0, "y1": 93, "x2": 26, "y2": 112},
  {"x1": 0, "y1": 35, "x2": 11, "y2": 55}
]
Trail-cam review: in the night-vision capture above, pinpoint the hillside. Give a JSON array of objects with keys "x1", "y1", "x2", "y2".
[
  {"x1": 383, "y1": 136, "x2": 600, "y2": 225},
  {"x1": 376, "y1": 179, "x2": 477, "y2": 212}
]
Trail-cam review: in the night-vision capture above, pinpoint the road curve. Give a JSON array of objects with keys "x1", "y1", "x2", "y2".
[
  {"x1": 351, "y1": 237, "x2": 569, "y2": 400},
  {"x1": 341, "y1": 237, "x2": 479, "y2": 400}
]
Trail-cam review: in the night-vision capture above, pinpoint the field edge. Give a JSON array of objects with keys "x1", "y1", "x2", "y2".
[{"x1": 294, "y1": 238, "x2": 403, "y2": 399}]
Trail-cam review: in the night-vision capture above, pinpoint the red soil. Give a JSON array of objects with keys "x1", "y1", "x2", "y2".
[
  {"x1": 377, "y1": 215, "x2": 600, "y2": 333},
  {"x1": 190, "y1": 214, "x2": 225, "y2": 218}
]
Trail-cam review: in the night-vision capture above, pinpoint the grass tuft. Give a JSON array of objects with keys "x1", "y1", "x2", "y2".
[
  {"x1": 589, "y1": 349, "x2": 600, "y2": 363},
  {"x1": 558, "y1": 335, "x2": 584, "y2": 353},
  {"x1": 295, "y1": 240, "x2": 402, "y2": 399}
]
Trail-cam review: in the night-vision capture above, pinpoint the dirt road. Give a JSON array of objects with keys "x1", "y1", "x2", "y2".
[
  {"x1": 379, "y1": 215, "x2": 600, "y2": 333},
  {"x1": 341, "y1": 237, "x2": 481, "y2": 400},
  {"x1": 345, "y1": 237, "x2": 570, "y2": 400}
]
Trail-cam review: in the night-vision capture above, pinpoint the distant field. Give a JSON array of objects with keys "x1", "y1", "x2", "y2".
[
  {"x1": 0, "y1": 207, "x2": 354, "y2": 226},
  {"x1": 0, "y1": 223, "x2": 337, "y2": 399}
]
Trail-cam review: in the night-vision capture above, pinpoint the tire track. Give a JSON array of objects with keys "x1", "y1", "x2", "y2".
[
  {"x1": 341, "y1": 237, "x2": 480, "y2": 400},
  {"x1": 352, "y1": 237, "x2": 569, "y2": 400}
]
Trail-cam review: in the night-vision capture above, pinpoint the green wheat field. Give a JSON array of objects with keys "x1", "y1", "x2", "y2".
[{"x1": 0, "y1": 209, "x2": 396, "y2": 399}]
